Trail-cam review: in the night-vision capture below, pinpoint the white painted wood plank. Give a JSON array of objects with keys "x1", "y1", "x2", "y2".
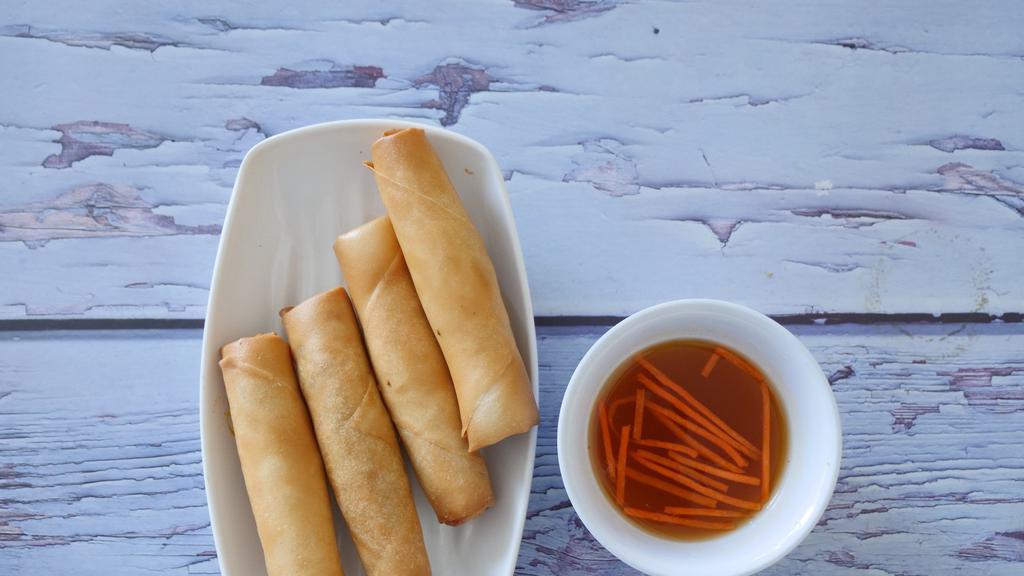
[
  {"x1": 1, "y1": 324, "x2": 1022, "y2": 574},
  {"x1": 0, "y1": 331, "x2": 212, "y2": 575},
  {"x1": 1, "y1": 0, "x2": 1023, "y2": 318}
]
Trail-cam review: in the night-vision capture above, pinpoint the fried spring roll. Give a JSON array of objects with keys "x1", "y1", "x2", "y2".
[
  {"x1": 219, "y1": 333, "x2": 343, "y2": 576},
  {"x1": 280, "y1": 288, "x2": 430, "y2": 576},
  {"x1": 334, "y1": 216, "x2": 494, "y2": 525},
  {"x1": 369, "y1": 128, "x2": 539, "y2": 450}
]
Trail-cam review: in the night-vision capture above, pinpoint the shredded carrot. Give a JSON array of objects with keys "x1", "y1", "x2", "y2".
[
  {"x1": 761, "y1": 381, "x2": 771, "y2": 503},
  {"x1": 648, "y1": 405, "x2": 744, "y2": 473},
  {"x1": 635, "y1": 438, "x2": 699, "y2": 458},
  {"x1": 633, "y1": 456, "x2": 762, "y2": 511},
  {"x1": 701, "y1": 352, "x2": 720, "y2": 378},
  {"x1": 599, "y1": 400, "x2": 616, "y2": 482},
  {"x1": 625, "y1": 467, "x2": 717, "y2": 508},
  {"x1": 667, "y1": 451, "x2": 760, "y2": 486},
  {"x1": 640, "y1": 382, "x2": 749, "y2": 468},
  {"x1": 714, "y1": 346, "x2": 765, "y2": 382},
  {"x1": 646, "y1": 404, "x2": 689, "y2": 443},
  {"x1": 632, "y1": 388, "x2": 646, "y2": 441},
  {"x1": 663, "y1": 506, "x2": 746, "y2": 518},
  {"x1": 637, "y1": 357, "x2": 760, "y2": 458},
  {"x1": 616, "y1": 425, "x2": 631, "y2": 505},
  {"x1": 634, "y1": 449, "x2": 730, "y2": 493},
  {"x1": 608, "y1": 396, "x2": 634, "y2": 426},
  {"x1": 624, "y1": 507, "x2": 736, "y2": 530}
]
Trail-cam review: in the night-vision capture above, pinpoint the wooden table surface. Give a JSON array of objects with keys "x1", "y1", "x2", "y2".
[{"x1": 1, "y1": 1, "x2": 1022, "y2": 574}]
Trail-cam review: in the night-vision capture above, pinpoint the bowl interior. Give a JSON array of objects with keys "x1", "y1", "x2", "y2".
[{"x1": 559, "y1": 299, "x2": 840, "y2": 576}]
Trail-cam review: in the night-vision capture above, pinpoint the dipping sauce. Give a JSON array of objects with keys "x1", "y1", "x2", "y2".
[{"x1": 589, "y1": 340, "x2": 788, "y2": 540}]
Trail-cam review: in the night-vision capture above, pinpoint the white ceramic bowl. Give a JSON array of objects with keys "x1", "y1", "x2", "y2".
[
  {"x1": 200, "y1": 119, "x2": 538, "y2": 575},
  {"x1": 558, "y1": 299, "x2": 841, "y2": 576}
]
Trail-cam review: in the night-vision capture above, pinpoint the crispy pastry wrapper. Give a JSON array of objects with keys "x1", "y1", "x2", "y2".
[
  {"x1": 335, "y1": 216, "x2": 494, "y2": 525},
  {"x1": 219, "y1": 333, "x2": 344, "y2": 576},
  {"x1": 369, "y1": 128, "x2": 539, "y2": 450},
  {"x1": 281, "y1": 289, "x2": 430, "y2": 576}
]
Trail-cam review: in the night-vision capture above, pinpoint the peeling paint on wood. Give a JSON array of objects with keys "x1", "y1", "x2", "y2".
[
  {"x1": 0, "y1": 183, "x2": 220, "y2": 245},
  {"x1": 0, "y1": 0, "x2": 1022, "y2": 321},
  {"x1": 1, "y1": 24, "x2": 183, "y2": 52},
  {"x1": 42, "y1": 121, "x2": 167, "y2": 169},
  {"x1": 789, "y1": 208, "x2": 913, "y2": 226},
  {"x1": 415, "y1": 62, "x2": 494, "y2": 126},
  {"x1": 958, "y1": 531, "x2": 1024, "y2": 562},
  {"x1": 928, "y1": 135, "x2": 1005, "y2": 153},
  {"x1": 224, "y1": 117, "x2": 265, "y2": 136},
  {"x1": 513, "y1": 0, "x2": 618, "y2": 24},
  {"x1": 827, "y1": 365, "x2": 855, "y2": 385},
  {"x1": 937, "y1": 163, "x2": 1024, "y2": 198},
  {"x1": 817, "y1": 37, "x2": 908, "y2": 54},
  {"x1": 890, "y1": 403, "x2": 941, "y2": 432},
  {"x1": 942, "y1": 367, "x2": 1023, "y2": 409},
  {"x1": 563, "y1": 139, "x2": 639, "y2": 197},
  {"x1": 260, "y1": 65, "x2": 385, "y2": 89}
]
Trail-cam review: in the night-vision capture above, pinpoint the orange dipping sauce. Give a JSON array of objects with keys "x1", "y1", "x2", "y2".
[{"x1": 589, "y1": 340, "x2": 788, "y2": 540}]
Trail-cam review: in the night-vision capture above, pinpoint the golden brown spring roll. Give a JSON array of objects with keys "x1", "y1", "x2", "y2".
[
  {"x1": 334, "y1": 216, "x2": 494, "y2": 525},
  {"x1": 369, "y1": 128, "x2": 539, "y2": 451},
  {"x1": 280, "y1": 288, "x2": 430, "y2": 576},
  {"x1": 219, "y1": 333, "x2": 344, "y2": 576}
]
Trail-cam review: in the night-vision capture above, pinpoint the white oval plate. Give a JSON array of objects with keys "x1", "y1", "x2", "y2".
[{"x1": 199, "y1": 120, "x2": 538, "y2": 576}]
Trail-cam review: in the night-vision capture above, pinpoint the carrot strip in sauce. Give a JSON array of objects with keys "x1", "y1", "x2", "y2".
[
  {"x1": 648, "y1": 404, "x2": 744, "y2": 473},
  {"x1": 701, "y1": 352, "x2": 720, "y2": 378},
  {"x1": 634, "y1": 449, "x2": 730, "y2": 493},
  {"x1": 635, "y1": 438, "x2": 698, "y2": 458},
  {"x1": 761, "y1": 381, "x2": 771, "y2": 503},
  {"x1": 645, "y1": 403, "x2": 690, "y2": 444},
  {"x1": 632, "y1": 388, "x2": 646, "y2": 441},
  {"x1": 599, "y1": 400, "x2": 616, "y2": 481},
  {"x1": 633, "y1": 456, "x2": 762, "y2": 511},
  {"x1": 616, "y1": 425, "x2": 631, "y2": 505},
  {"x1": 667, "y1": 451, "x2": 760, "y2": 486},
  {"x1": 663, "y1": 506, "x2": 745, "y2": 518},
  {"x1": 640, "y1": 381, "x2": 749, "y2": 468},
  {"x1": 608, "y1": 396, "x2": 634, "y2": 425},
  {"x1": 638, "y1": 357, "x2": 760, "y2": 458},
  {"x1": 624, "y1": 508, "x2": 736, "y2": 530},
  {"x1": 625, "y1": 467, "x2": 717, "y2": 508},
  {"x1": 714, "y1": 346, "x2": 765, "y2": 382}
]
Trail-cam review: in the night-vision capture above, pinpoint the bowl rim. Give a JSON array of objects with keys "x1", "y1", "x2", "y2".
[
  {"x1": 199, "y1": 118, "x2": 539, "y2": 576},
  {"x1": 557, "y1": 298, "x2": 842, "y2": 576}
]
